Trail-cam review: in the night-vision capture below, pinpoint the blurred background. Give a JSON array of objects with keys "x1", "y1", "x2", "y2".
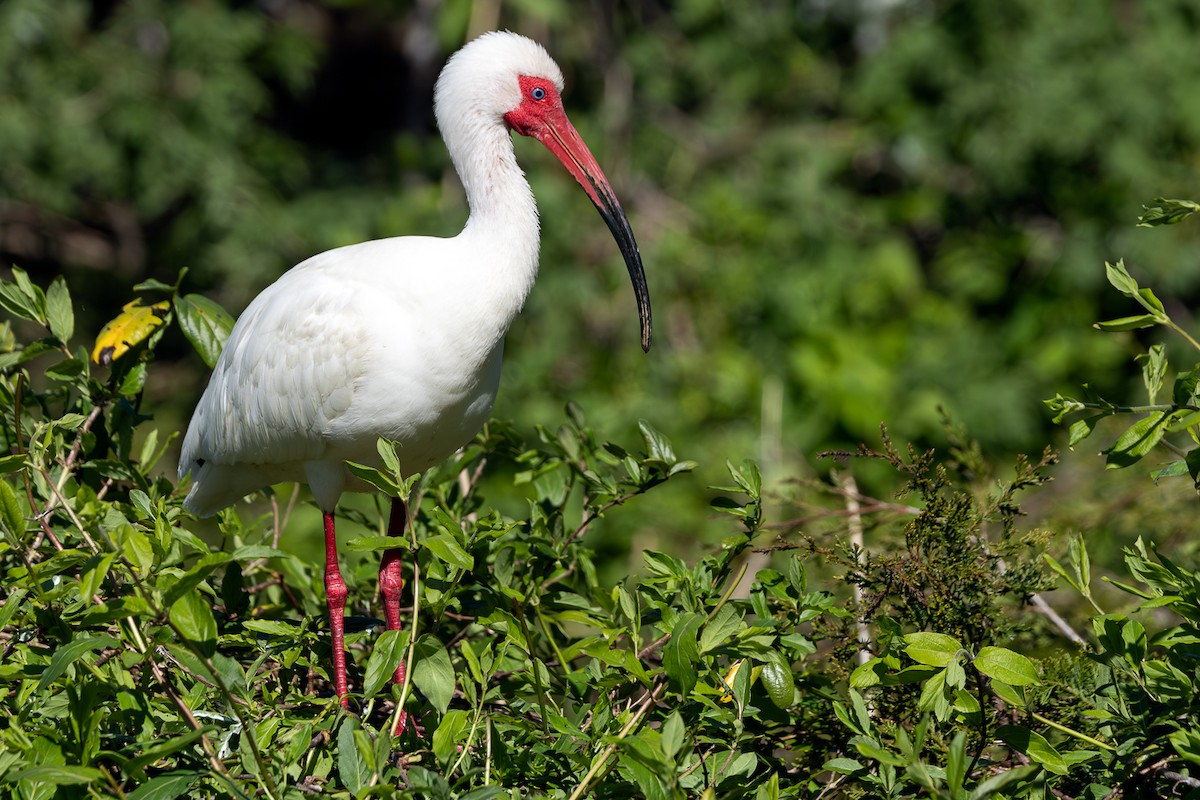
[{"x1": 4, "y1": 0, "x2": 1199, "y2": 561}]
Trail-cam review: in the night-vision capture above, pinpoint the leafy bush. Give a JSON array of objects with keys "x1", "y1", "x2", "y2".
[{"x1": 4, "y1": 247, "x2": 1200, "y2": 798}]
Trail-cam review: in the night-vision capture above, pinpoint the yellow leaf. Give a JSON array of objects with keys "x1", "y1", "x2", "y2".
[
  {"x1": 92, "y1": 300, "x2": 170, "y2": 365},
  {"x1": 719, "y1": 659, "x2": 744, "y2": 703}
]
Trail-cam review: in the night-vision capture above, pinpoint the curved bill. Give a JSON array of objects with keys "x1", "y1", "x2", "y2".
[{"x1": 532, "y1": 112, "x2": 653, "y2": 352}]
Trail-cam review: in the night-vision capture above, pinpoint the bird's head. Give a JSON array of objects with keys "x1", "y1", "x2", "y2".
[{"x1": 435, "y1": 31, "x2": 652, "y2": 352}]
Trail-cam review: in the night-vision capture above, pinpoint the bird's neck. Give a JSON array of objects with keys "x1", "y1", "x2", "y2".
[{"x1": 451, "y1": 122, "x2": 541, "y2": 287}]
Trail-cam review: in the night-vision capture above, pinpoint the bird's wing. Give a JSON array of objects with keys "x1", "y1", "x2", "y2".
[{"x1": 179, "y1": 262, "x2": 374, "y2": 475}]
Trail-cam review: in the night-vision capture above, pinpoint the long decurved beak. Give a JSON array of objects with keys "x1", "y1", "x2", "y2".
[{"x1": 533, "y1": 113, "x2": 653, "y2": 352}]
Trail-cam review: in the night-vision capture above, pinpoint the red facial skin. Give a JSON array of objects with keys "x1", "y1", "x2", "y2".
[{"x1": 504, "y1": 75, "x2": 614, "y2": 211}]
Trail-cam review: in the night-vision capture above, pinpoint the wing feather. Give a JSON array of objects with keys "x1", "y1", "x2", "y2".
[{"x1": 179, "y1": 257, "x2": 373, "y2": 508}]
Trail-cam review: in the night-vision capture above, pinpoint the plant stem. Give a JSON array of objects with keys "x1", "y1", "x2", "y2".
[
  {"x1": 1031, "y1": 712, "x2": 1116, "y2": 751},
  {"x1": 566, "y1": 679, "x2": 668, "y2": 800},
  {"x1": 390, "y1": 500, "x2": 422, "y2": 739},
  {"x1": 1167, "y1": 319, "x2": 1200, "y2": 353}
]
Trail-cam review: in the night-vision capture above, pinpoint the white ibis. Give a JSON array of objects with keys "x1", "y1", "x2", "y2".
[{"x1": 177, "y1": 31, "x2": 652, "y2": 727}]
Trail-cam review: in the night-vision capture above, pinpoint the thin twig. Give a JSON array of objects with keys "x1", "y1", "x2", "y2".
[
  {"x1": 835, "y1": 471, "x2": 872, "y2": 668},
  {"x1": 1029, "y1": 593, "x2": 1087, "y2": 646}
]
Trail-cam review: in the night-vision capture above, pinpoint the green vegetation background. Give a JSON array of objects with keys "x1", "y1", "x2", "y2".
[{"x1": 3, "y1": 0, "x2": 1199, "y2": 555}]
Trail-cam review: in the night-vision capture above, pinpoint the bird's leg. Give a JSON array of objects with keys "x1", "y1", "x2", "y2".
[
  {"x1": 380, "y1": 497, "x2": 408, "y2": 735},
  {"x1": 323, "y1": 510, "x2": 350, "y2": 706}
]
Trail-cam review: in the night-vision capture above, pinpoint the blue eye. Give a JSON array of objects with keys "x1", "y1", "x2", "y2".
[{"x1": 531, "y1": 86, "x2": 546, "y2": 100}]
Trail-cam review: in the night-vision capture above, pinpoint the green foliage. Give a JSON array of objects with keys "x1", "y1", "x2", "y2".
[
  {"x1": 1047, "y1": 198, "x2": 1200, "y2": 486},
  {"x1": 5, "y1": 269, "x2": 1200, "y2": 797}
]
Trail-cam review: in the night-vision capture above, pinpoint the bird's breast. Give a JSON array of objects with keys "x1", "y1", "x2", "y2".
[{"x1": 319, "y1": 262, "x2": 514, "y2": 474}]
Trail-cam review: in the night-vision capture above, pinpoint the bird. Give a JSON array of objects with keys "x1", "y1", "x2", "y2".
[{"x1": 177, "y1": 31, "x2": 652, "y2": 729}]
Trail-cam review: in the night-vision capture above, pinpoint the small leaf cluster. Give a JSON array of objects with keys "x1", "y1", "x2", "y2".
[
  {"x1": 1041, "y1": 534, "x2": 1200, "y2": 797},
  {"x1": 812, "y1": 429, "x2": 1055, "y2": 653},
  {"x1": 1046, "y1": 199, "x2": 1200, "y2": 485}
]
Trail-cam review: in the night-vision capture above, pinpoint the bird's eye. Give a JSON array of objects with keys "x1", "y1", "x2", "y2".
[{"x1": 531, "y1": 86, "x2": 546, "y2": 101}]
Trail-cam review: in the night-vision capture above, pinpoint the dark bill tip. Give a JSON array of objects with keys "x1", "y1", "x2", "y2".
[{"x1": 593, "y1": 184, "x2": 652, "y2": 352}]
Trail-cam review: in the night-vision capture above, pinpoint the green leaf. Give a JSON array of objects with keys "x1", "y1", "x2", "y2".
[
  {"x1": 661, "y1": 711, "x2": 685, "y2": 760},
  {"x1": 1172, "y1": 365, "x2": 1200, "y2": 407},
  {"x1": 833, "y1": 698, "x2": 866, "y2": 736},
  {"x1": 663, "y1": 613, "x2": 703, "y2": 696},
  {"x1": 1103, "y1": 412, "x2": 1169, "y2": 469},
  {"x1": 849, "y1": 657, "x2": 885, "y2": 688},
  {"x1": 337, "y1": 717, "x2": 368, "y2": 797},
  {"x1": 760, "y1": 653, "x2": 795, "y2": 709},
  {"x1": 1136, "y1": 286, "x2": 1166, "y2": 316},
  {"x1": 161, "y1": 552, "x2": 229, "y2": 608},
  {"x1": 37, "y1": 634, "x2": 121, "y2": 690},
  {"x1": 974, "y1": 647, "x2": 1039, "y2": 686},
  {"x1": 175, "y1": 294, "x2": 234, "y2": 368},
  {"x1": 638, "y1": 419, "x2": 677, "y2": 465},
  {"x1": 229, "y1": 544, "x2": 289, "y2": 561},
  {"x1": 1104, "y1": 259, "x2": 1139, "y2": 296},
  {"x1": 412, "y1": 635, "x2": 455, "y2": 714},
  {"x1": 79, "y1": 553, "x2": 115, "y2": 603},
  {"x1": 1188, "y1": 448, "x2": 1200, "y2": 489},
  {"x1": 727, "y1": 459, "x2": 762, "y2": 496},
  {"x1": 376, "y1": 437, "x2": 402, "y2": 477},
  {"x1": 946, "y1": 731, "x2": 967, "y2": 796},
  {"x1": 1137, "y1": 344, "x2": 1167, "y2": 402},
  {"x1": 120, "y1": 731, "x2": 211, "y2": 779},
  {"x1": 0, "y1": 454, "x2": 27, "y2": 474},
  {"x1": 8, "y1": 765, "x2": 105, "y2": 785},
  {"x1": 431, "y1": 709, "x2": 471, "y2": 767},
  {"x1": 0, "y1": 266, "x2": 46, "y2": 323},
  {"x1": 459, "y1": 789, "x2": 508, "y2": 800},
  {"x1": 423, "y1": 532, "x2": 473, "y2": 571},
  {"x1": 1067, "y1": 415, "x2": 1103, "y2": 448},
  {"x1": 823, "y1": 758, "x2": 865, "y2": 775},
  {"x1": 242, "y1": 620, "x2": 298, "y2": 637},
  {"x1": 0, "y1": 588, "x2": 26, "y2": 632},
  {"x1": 346, "y1": 461, "x2": 401, "y2": 496},
  {"x1": 363, "y1": 629, "x2": 409, "y2": 699},
  {"x1": 849, "y1": 688, "x2": 872, "y2": 734},
  {"x1": 0, "y1": 479, "x2": 24, "y2": 538},
  {"x1": 699, "y1": 605, "x2": 744, "y2": 654},
  {"x1": 169, "y1": 591, "x2": 217, "y2": 652},
  {"x1": 344, "y1": 535, "x2": 410, "y2": 553},
  {"x1": 904, "y1": 632, "x2": 963, "y2": 666},
  {"x1": 642, "y1": 550, "x2": 686, "y2": 579},
  {"x1": 126, "y1": 771, "x2": 202, "y2": 800},
  {"x1": 968, "y1": 765, "x2": 1039, "y2": 799},
  {"x1": 916, "y1": 668, "x2": 951, "y2": 720},
  {"x1": 45, "y1": 276, "x2": 74, "y2": 342},
  {"x1": 1093, "y1": 314, "x2": 1157, "y2": 331},
  {"x1": 1138, "y1": 197, "x2": 1200, "y2": 227},
  {"x1": 1150, "y1": 460, "x2": 1189, "y2": 481},
  {"x1": 996, "y1": 725, "x2": 1069, "y2": 775},
  {"x1": 1142, "y1": 659, "x2": 1192, "y2": 700},
  {"x1": 1170, "y1": 728, "x2": 1200, "y2": 765}
]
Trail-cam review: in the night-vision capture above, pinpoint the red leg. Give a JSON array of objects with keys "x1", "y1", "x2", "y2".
[
  {"x1": 380, "y1": 497, "x2": 408, "y2": 734},
  {"x1": 323, "y1": 510, "x2": 350, "y2": 706}
]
